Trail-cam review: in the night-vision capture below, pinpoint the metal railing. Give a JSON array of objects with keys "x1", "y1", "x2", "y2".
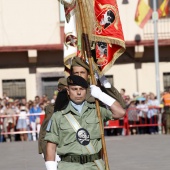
[{"x1": 144, "y1": 18, "x2": 170, "y2": 40}]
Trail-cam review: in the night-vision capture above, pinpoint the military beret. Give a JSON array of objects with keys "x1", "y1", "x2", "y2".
[
  {"x1": 67, "y1": 75, "x2": 88, "y2": 88},
  {"x1": 58, "y1": 78, "x2": 67, "y2": 89},
  {"x1": 71, "y1": 57, "x2": 89, "y2": 71}
]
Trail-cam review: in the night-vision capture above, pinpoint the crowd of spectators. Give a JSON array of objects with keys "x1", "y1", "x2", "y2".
[
  {"x1": 0, "y1": 88, "x2": 167, "y2": 143},
  {"x1": 0, "y1": 93, "x2": 57, "y2": 143},
  {"x1": 116, "y1": 89, "x2": 166, "y2": 135}
]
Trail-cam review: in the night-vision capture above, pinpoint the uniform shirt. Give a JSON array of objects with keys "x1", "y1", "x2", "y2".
[
  {"x1": 70, "y1": 101, "x2": 84, "y2": 114},
  {"x1": 45, "y1": 101, "x2": 112, "y2": 170}
]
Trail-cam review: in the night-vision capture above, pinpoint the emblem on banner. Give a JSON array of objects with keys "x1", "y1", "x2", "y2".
[
  {"x1": 76, "y1": 128, "x2": 90, "y2": 146},
  {"x1": 95, "y1": 3, "x2": 119, "y2": 34},
  {"x1": 65, "y1": 33, "x2": 77, "y2": 48},
  {"x1": 96, "y1": 42, "x2": 108, "y2": 66}
]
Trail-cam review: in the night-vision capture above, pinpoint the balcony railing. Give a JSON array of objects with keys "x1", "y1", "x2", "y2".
[{"x1": 143, "y1": 18, "x2": 170, "y2": 40}]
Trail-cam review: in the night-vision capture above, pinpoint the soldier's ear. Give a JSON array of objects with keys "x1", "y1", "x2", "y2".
[
  {"x1": 87, "y1": 75, "x2": 91, "y2": 83},
  {"x1": 67, "y1": 87, "x2": 70, "y2": 96}
]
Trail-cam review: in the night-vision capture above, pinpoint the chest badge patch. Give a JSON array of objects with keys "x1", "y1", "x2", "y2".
[{"x1": 76, "y1": 128, "x2": 90, "y2": 146}]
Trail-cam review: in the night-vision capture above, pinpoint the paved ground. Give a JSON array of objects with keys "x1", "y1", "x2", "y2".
[{"x1": 0, "y1": 134, "x2": 170, "y2": 170}]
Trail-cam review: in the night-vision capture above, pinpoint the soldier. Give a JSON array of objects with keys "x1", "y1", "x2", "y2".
[
  {"x1": 39, "y1": 57, "x2": 125, "y2": 159},
  {"x1": 45, "y1": 75, "x2": 125, "y2": 170},
  {"x1": 38, "y1": 78, "x2": 68, "y2": 160},
  {"x1": 162, "y1": 88, "x2": 170, "y2": 134},
  {"x1": 70, "y1": 56, "x2": 126, "y2": 108}
]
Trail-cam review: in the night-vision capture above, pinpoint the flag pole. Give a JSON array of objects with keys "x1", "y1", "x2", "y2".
[
  {"x1": 152, "y1": 0, "x2": 161, "y2": 133},
  {"x1": 77, "y1": 0, "x2": 110, "y2": 169}
]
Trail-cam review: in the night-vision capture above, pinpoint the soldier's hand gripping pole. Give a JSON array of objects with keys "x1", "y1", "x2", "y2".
[{"x1": 77, "y1": 0, "x2": 110, "y2": 169}]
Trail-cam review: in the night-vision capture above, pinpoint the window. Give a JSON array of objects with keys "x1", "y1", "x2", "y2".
[
  {"x1": 59, "y1": 3, "x2": 65, "y2": 22},
  {"x1": 42, "y1": 77, "x2": 63, "y2": 99},
  {"x1": 163, "y1": 73, "x2": 170, "y2": 91},
  {"x1": 2, "y1": 79, "x2": 26, "y2": 99}
]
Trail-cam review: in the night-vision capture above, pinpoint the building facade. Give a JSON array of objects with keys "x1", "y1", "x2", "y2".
[{"x1": 0, "y1": 0, "x2": 170, "y2": 100}]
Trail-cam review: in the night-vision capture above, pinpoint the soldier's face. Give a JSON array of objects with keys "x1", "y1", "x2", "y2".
[
  {"x1": 72, "y1": 66, "x2": 88, "y2": 81},
  {"x1": 67, "y1": 85, "x2": 87, "y2": 104}
]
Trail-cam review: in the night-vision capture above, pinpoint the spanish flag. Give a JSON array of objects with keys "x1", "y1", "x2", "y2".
[
  {"x1": 158, "y1": 0, "x2": 169, "y2": 18},
  {"x1": 135, "y1": 0, "x2": 153, "y2": 28}
]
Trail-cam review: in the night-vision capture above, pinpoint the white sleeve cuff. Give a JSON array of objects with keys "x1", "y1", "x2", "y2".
[
  {"x1": 99, "y1": 92, "x2": 116, "y2": 107},
  {"x1": 45, "y1": 161, "x2": 57, "y2": 170}
]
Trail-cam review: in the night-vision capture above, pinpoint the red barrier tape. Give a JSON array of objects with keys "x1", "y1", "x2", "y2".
[
  {"x1": 0, "y1": 107, "x2": 163, "y2": 136},
  {"x1": 1, "y1": 131, "x2": 38, "y2": 135},
  {"x1": 0, "y1": 113, "x2": 45, "y2": 118}
]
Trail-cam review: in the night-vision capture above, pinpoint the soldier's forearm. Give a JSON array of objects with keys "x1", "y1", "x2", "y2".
[
  {"x1": 46, "y1": 142, "x2": 56, "y2": 161},
  {"x1": 110, "y1": 101, "x2": 126, "y2": 119}
]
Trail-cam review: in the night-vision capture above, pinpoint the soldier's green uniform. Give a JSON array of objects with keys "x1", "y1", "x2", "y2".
[
  {"x1": 38, "y1": 81, "x2": 93, "y2": 158},
  {"x1": 38, "y1": 103, "x2": 54, "y2": 156},
  {"x1": 45, "y1": 101, "x2": 112, "y2": 170}
]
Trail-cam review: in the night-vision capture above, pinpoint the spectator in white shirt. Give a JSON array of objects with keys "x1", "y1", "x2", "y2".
[{"x1": 147, "y1": 93, "x2": 159, "y2": 134}]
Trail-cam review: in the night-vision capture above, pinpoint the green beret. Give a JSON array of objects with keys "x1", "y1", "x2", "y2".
[
  {"x1": 58, "y1": 78, "x2": 67, "y2": 89},
  {"x1": 67, "y1": 75, "x2": 88, "y2": 88},
  {"x1": 71, "y1": 57, "x2": 89, "y2": 71}
]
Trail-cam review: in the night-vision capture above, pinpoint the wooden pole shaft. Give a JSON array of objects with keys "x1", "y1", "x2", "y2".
[{"x1": 77, "y1": 0, "x2": 110, "y2": 169}]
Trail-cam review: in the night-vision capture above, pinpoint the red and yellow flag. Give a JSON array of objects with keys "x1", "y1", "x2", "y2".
[
  {"x1": 135, "y1": 0, "x2": 153, "y2": 28},
  {"x1": 158, "y1": 0, "x2": 169, "y2": 18},
  {"x1": 92, "y1": 0, "x2": 125, "y2": 74}
]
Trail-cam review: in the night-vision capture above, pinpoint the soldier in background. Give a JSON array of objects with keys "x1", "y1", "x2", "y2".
[
  {"x1": 70, "y1": 57, "x2": 126, "y2": 109},
  {"x1": 38, "y1": 78, "x2": 68, "y2": 160}
]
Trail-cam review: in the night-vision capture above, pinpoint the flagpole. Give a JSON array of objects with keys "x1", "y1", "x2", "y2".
[
  {"x1": 153, "y1": 0, "x2": 161, "y2": 103},
  {"x1": 152, "y1": 0, "x2": 160, "y2": 103},
  {"x1": 152, "y1": 0, "x2": 161, "y2": 133},
  {"x1": 77, "y1": 0, "x2": 110, "y2": 169}
]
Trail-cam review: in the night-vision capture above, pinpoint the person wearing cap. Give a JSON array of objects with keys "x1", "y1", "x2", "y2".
[
  {"x1": 38, "y1": 77, "x2": 68, "y2": 160},
  {"x1": 70, "y1": 56, "x2": 126, "y2": 108},
  {"x1": 44, "y1": 75, "x2": 125, "y2": 170}
]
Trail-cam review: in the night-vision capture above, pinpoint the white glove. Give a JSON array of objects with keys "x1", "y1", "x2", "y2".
[
  {"x1": 45, "y1": 161, "x2": 57, "y2": 170},
  {"x1": 55, "y1": 154, "x2": 61, "y2": 162},
  {"x1": 98, "y1": 75, "x2": 111, "y2": 88},
  {"x1": 102, "y1": 80, "x2": 111, "y2": 88},
  {"x1": 42, "y1": 153, "x2": 44, "y2": 159},
  {"x1": 90, "y1": 85, "x2": 115, "y2": 106},
  {"x1": 42, "y1": 153, "x2": 60, "y2": 161}
]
